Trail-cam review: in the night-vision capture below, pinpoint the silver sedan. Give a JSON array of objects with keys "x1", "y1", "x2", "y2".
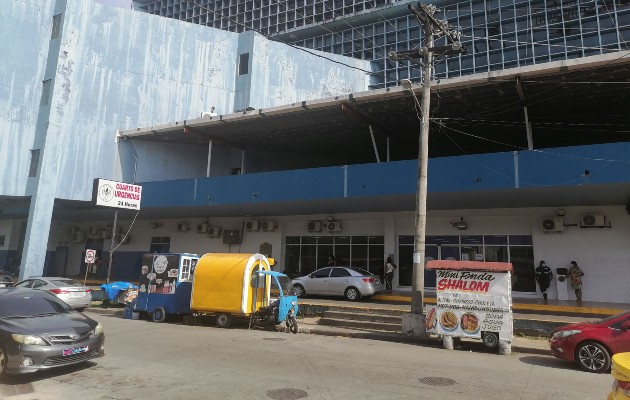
[
  {"x1": 291, "y1": 267, "x2": 384, "y2": 301},
  {"x1": 14, "y1": 277, "x2": 92, "y2": 311}
]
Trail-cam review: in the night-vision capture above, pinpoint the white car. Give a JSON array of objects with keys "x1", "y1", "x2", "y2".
[{"x1": 291, "y1": 267, "x2": 384, "y2": 301}]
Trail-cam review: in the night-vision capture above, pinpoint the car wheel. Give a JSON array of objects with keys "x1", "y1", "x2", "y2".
[
  {"x1": 344, "y1": 287, "x2": 361, "y2": 301},
  {"x1": 293, "y1": 284, "x2": 306, "y2": 298},
  {"x1": 482, "y1": 332, "x2": 499, "y2": 349},
  {"x1": 216, "y1": 313, "x2": 232, "y2": 328},
  {"x1": 152, "y1": 307, "x2": 166, "y2": 323},
  {"x1": 576, "y1": 341, "x2": 611, "y2": 373},
  {"x1": 0, "y1": 345, "x2": 7, "y2": 377}
]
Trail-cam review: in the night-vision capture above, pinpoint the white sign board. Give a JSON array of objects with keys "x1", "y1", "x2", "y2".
[
  {"x1": 426, "y1": 270, "x2": 513, "y2": 341},
  {"x1": 93, "y1": 179, "x2": 142, "y2": 210},
  {"x1": 85, "y1": 249, "x2": 96, "y2": 264}
]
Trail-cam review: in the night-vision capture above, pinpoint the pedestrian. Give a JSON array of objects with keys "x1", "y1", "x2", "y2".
[
  {"x1": 327, "y1": 254, "x2": 336, "y2": 267},
  {"x1": 534, "y1": 260, "x2": 553, "y2": 300},
  {"x1": 568, "y1": 261, "x2": 584, "y2": 301},
  {"x1": 384, "y1": 257, "x2": 397, "y2": 293}
]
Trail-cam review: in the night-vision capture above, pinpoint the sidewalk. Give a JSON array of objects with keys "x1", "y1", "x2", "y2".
[{"x1": 84, "y1": 307, "x2": 551, "y2": 356}]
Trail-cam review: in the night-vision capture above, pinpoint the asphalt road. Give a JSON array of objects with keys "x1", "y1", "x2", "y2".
[{"x1": 0, "y1": 312, "x2": 612, "y2": 400}]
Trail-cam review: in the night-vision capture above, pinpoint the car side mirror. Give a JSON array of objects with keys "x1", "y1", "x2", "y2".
[{"x1": 621, "y1": 321, "x2": 630, "y2": 330}]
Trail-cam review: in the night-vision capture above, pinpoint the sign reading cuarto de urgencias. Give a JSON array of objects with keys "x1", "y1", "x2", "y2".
[{"x1": 92, "y1": 179, "x2": 142, "y2": 210}]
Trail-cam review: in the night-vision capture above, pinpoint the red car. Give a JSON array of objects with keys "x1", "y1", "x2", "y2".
[{"x1": 550, "y1": 311, "x2": 630, "y2": 373}]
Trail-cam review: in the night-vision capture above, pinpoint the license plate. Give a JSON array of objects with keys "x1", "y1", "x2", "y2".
[
  {"x1": 68, "y1": 292, "x2": 85, "y2": 298},
  {"x1": 63, "y1": 346, "x2": 89, "y2": 356}
]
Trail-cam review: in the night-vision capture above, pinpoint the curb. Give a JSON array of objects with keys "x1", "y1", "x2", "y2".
[{"x1": 86, "y1": 308, "x2": 550, "y2": 356}]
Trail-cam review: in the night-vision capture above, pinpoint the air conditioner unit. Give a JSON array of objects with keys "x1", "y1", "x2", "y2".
[
  {"x1": 581, "y1": 214, "x2": 607, "y2": 228},
  {"x1": 71, "y1": 231, "x2": 85, "y2": 243},
  {"x1": 307, "y1": 220, "x2": 322, "y2": 232},
  {"x1": 196, "y1": 223, "x2": 208, "y2": 233},
  {"x1": 260, "y1": 220, "x2": 276, "y2": 231},
  {"x1": 207, "y1": 226, "x2": 222, "y2": 237},
  {"x1": 245, "y1": 219, "x2": 260, "y2": 231},
  {"x1": 177, "y1": 222, "x2": 190, "y2": 232},
  {"x1": 115, "y1": 234, "x2": 130, "y2": 245},
  {"x1": 541, "y1": 217, "x2": 564, "y2": 233},
  {"x1": 326, "y1": 221, "x2": 342, "y2": 232}
]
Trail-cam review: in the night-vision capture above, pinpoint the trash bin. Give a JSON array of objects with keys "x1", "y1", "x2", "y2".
[{"x1": 556, "y1": 267, "x2": 568, "y2": 300}]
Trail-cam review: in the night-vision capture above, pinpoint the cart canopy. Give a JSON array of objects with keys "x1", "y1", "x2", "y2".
[{"x1": 426, "y1": 260, "x2": 513, "y2": 273}]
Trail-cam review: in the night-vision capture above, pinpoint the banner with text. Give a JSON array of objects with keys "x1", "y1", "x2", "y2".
[
  {"x1": 93, "y1": 179, "x2": 142, "y2": 210},
  {"x1": 426, "y1": 270, "x2": 512, "y2": 340}
]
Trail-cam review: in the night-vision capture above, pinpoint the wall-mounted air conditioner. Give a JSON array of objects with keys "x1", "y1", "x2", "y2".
[
  {"x1": 207, "y1": 226, "x2": 222, "y2": 237},
  {"x1": 580, "y1": 214, "x2": 608, "y2": 228},
  {"x1": 307, "y1": 221, "x2": 322, "y2": 232},
  {"x1": 245, "y1": 220, "x2": 260, "y2": 231},
  {"x1": 326, "y1": 221, "x2": 342, "y2": 232},
  {"x1": 197, "y1": 223, "x2": 208, "y2": 233},
  {"x1": 71, "y1": 231, "x2": 85, "y2": 243},
  {"x1": 260, "y1": 220, "x2": 276, "y2": 231},
  {"x1": 541, "y1": 217, "x2": 564, "y2": 233},
  {"x1": 177, "y1": 222, "x2": 190, "y2": 232}
]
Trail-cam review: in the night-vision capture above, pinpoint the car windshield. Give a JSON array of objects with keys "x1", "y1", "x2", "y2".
[
  {"x1": 348, "y1": 267, "x2": 373, "y2": 276},
  {"x1": 0, "y1": 293, "x2": 73, "y2": 318},
  {"x1": 596, "y1": 310, "x2": 630, "y2": 324},
  {"x1": 50, "y1": 279, "x2": 82, "y2": 287}
]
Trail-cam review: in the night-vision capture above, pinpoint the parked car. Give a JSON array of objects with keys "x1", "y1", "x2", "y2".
[
  {"x1": 291, "y1": 266, "x2": 384, "y2": 301},
  {"x1": 608, "y1": 352, "x2": 630, "y2": 400},
  {"x1": 14, "y1": 277, "x2": 92, "y2": 311},
  {"x1": 0, "y1": 287, "x2": 104, "y2": 376},
  {"x1": 549, "y1": 310, "x2": 630, "y2": 373},
  {"x1": 0, "y1": 273, "x2": 14, "y2": 288}
]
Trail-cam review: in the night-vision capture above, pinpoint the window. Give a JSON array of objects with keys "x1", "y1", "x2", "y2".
[
  {"x1": 40, "y1": 80, "x2": 51, "y2": 106},
  {"x1": 330, "y1": 268, "x2": 351, "y2": 277},
  {"x1": 28, "y1": 149, "x2": 40, "y2": 177},
  {"x1": 238, "y1": 53, "x2": 249, "y2": 75},
  {"x1": 312, "y1": 268, "x2": 332, "y2": 278},
  {"x1": 284, "y1": 235, "x2": 384, "y2": 277},
  {"x1": 398, "y1": 234, "x2": 535, "y2": 291},
  {"x1": 180, "y1": 258, "x2": 192, "y2": 282},
  {"x1": 150, "y1": 237, "x2": 170, "y2": 253},
  {"x1": 51, "y1": 14, "x2": 62, "y2": 40},
  {"x1": 0, "y1": 236, "x2": 4, "y2": 246}
]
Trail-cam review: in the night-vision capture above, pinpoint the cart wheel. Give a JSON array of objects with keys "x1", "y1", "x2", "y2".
[
  {"x1": 152, "y1": 307, "x2": 166, "y2": 323},
  {"x1": 286, "y1": 315, "x2": 298, "y2": 334},
  {"x1": 216, "y1": 313, "x2": 232, "y2": 328},
  {"x1": 482, "y1": 332, "x2": 499, "y2": 349}
]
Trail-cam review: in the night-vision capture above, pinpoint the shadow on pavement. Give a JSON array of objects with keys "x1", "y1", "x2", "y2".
[{"x1": 518, "y1": 355, "x2": 581, "y2": 371}]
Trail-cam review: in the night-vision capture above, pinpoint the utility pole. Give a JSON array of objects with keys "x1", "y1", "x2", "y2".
[{"x1": 389, "y1": 3, "x2": 465, "y2": 336}]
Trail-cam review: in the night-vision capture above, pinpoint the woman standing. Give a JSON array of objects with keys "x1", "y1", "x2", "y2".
[
  {"x1": 384, "y1": 257, "x2": 397, "y2": 294},
  {"x1": 568, "y1": 261, "x2": 584, "y2": 301}
]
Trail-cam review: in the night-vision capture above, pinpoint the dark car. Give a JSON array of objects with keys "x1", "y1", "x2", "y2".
[
  {"x1": 549, "y1": 310, "x2": 630, "y2": 373},
  {"x1": 0, "y1": 288, "x2": 105, "y2": 376}
]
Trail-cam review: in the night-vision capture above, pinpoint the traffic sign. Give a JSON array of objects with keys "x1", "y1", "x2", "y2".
[{"x1": 85, "y1": 249, "x2": 96, "y2": 264}]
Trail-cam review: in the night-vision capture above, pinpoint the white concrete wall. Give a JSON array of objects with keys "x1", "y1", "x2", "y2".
[{"x1": 46, "y1": 205, "x2": 630, "y2": 303}]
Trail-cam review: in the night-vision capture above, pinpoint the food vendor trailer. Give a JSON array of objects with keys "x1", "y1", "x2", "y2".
[
  {"x1": 190, "y1": 253, "x2": 298, "y2": 331},
  {"x1": 133, "y1": 253, "x2": 199, "y2": 322},
  {"x1": 425, "y1": 260, "x2": 513, "y2": 355}
]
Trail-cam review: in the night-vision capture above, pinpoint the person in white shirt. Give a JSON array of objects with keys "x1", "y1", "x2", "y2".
[{"x1": 384, "y1": 257, "x2": 397, "y2": 293}]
